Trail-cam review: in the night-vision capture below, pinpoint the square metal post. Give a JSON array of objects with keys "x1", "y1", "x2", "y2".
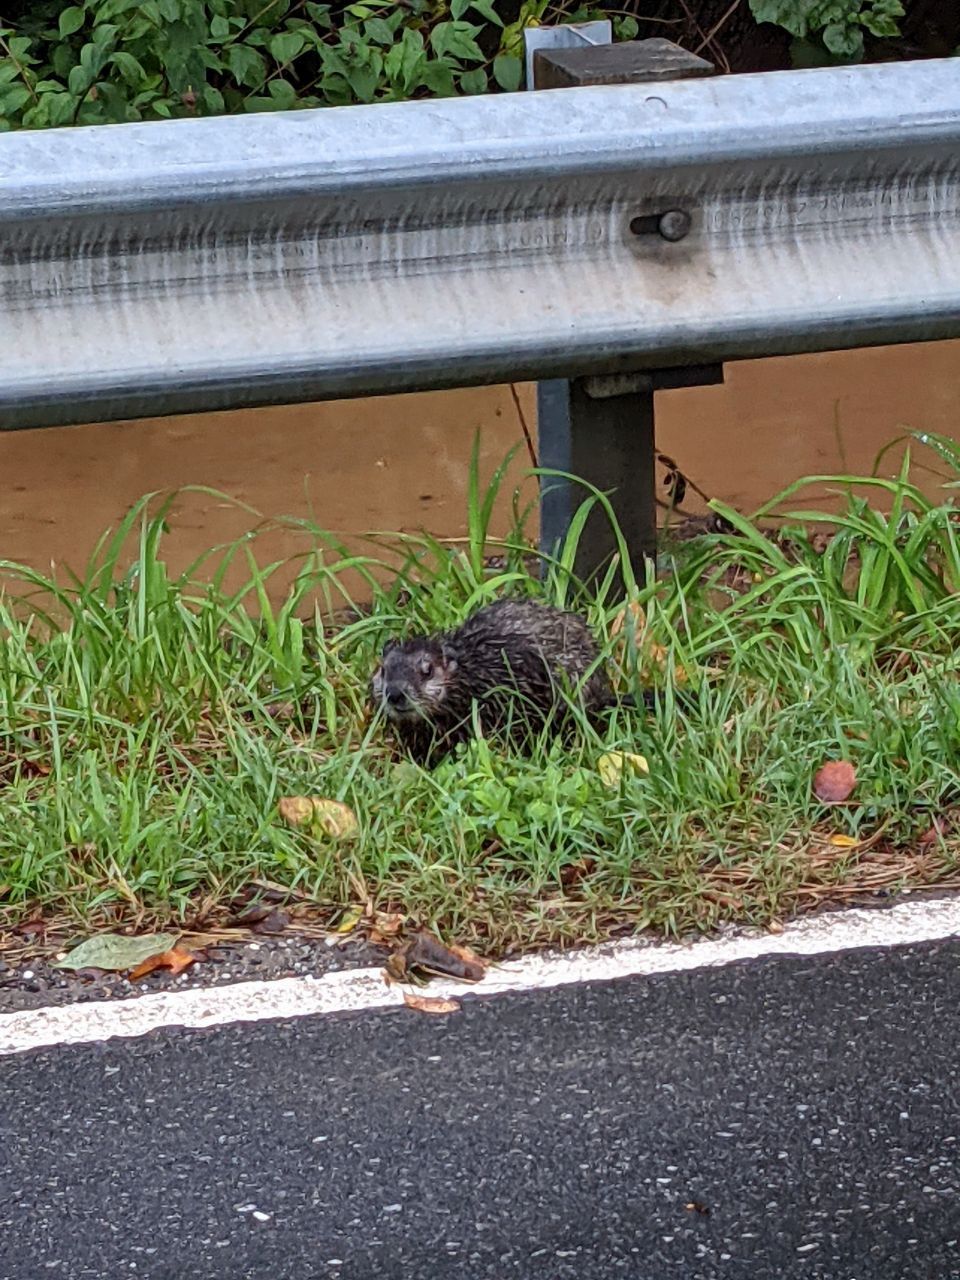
[
  {"x1": 537, "y1": 378, "x2": 656, "y2": 575},
  {"x1": 527, "y1": 35, "x2": 722, "y2": 585}
]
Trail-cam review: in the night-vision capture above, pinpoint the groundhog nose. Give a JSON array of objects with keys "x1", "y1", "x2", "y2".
[{"x1": 386, "y1": 688, "x2": 408, "y2": 709}]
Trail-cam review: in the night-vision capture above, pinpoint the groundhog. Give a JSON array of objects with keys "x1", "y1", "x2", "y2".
[{"x1": 369, "y1": 597, "x2": 639, "y2": 765}]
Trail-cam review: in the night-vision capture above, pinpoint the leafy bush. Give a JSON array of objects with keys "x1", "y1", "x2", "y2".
[
  {"x1": 0, "y1": 0, "x2": 640, "y2": 130},
  {"x1": 749, "y1": 0, "x2": 904, "y2": 66},
  {"x1": 0, "y1": 0, "x2": 922, "y2": 132}
]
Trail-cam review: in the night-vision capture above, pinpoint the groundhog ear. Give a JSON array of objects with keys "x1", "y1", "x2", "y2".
[{"x1": 381, "y1": 638, "x2": 398, "y2": 656}]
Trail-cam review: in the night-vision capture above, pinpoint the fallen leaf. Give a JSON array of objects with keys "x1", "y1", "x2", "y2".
[
  {"x1": 53, "y1": 932, "x2": 177, "y2": 972},
  {"x1": 637, "y1": 641, "x2": 699, "y2": 687},
  {"x1": 311, "y1": 799, "x2": 359, "y2": 840},
  {"x1": 129, "y1": 945, "x2": 198, "y2": 981},
  {"x1": 19, "y1": 758, "x2": 51, "y2": 778},
  {"x1": 264, "y1": 701, "x2": 295, "y2": 721},
  {"x1": 813, "y1": 760, "x2": 857, "y2": 803},
  {"x1": 371, "y1": 911, "x2": 405, "y2": 939},
  {"x1": 334, "y1": 906, "x2": 365, "y2": 935},
  {"x1": 767, "y1": 919, "x2": 784, "y2": 935},
  {"x1": 609, "y1": 600, "x2": 646, "y2": 641},
  {"x1": 384, "y1": 952, "x2": 410, "y2": 983},
  {"x1": 402, "y1": 992, "x2": 461, "y2": 1015},
  {"x1": 14, "y1": 917, "x2": 47, "y2": 940},
  {"x1": 598, "y1": 751, "x2": 650, "y2": 788},
  {"x1": 404, "y1": 930, "x2": 485, "y2": 982},
  {"x1": 252, "y1": 909, "x2": 289, "y2": 936},
  {"x1": 608, "y1": 602, "x2": 647, "y2": 691},
  {"x1": 279, "y1": 796, "x2": 359, "y2": 839},
  {"x1": 233, "y1": 902, "x2": 277, "y2": 926},
  {"x1": 447, "y1": 942, "x2": 488, "y2": 974},
  {"x1": 278, "y1": 796, "x2": 315, "y2": 827},
  {"x1": 559, "y1": 856, "x2": 597, "y2": 888},
  {"x1": 919, "y1": 813, "x2": 954, "y2": 845},
  {"x1": 827, "y1": 834, "x2": 860, "y2": 848}
]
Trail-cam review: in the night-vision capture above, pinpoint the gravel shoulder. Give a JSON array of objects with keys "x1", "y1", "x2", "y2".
[{"x1": 0, "y1": 933, "x2": 389, "y2": 1015}]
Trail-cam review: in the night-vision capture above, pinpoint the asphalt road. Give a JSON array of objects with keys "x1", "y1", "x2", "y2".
[{"x1": 3, "y1": 940, "x2": 960, "y2": 1280}]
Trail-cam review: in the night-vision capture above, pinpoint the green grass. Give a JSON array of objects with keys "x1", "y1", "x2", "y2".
[{"x1": 2, "y1": 431, "x2": 960, "y2": 952}]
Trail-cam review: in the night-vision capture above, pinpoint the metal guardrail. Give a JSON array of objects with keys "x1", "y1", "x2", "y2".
[{"x1": 1, "y1": 56, "x2": 959, "y2": 433}]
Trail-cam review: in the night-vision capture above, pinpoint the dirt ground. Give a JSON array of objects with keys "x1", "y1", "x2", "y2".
[{"x1": 1, "y1": 339, "x2": 958, "y2": 602}]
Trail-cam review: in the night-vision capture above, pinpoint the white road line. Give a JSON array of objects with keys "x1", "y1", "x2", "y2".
[{"x1": 3, "y1": 894, "x2": 960, "y2": 1058}]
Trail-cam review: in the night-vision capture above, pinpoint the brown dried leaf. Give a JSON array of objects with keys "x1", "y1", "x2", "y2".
[
  {"x1": 129, "y1": 945, "x2": 198, "y2": 981},
  {"x1": 252, "y1": 909, "x2": 289, "y2": 936},
  {"x1": 405, "y1": 930, "x2": 485, "y2": 983},
  {"x1": 368, "y1": 911, "x2": 406, "y2": 946},
  {"x1": 609, "y1": 600, "x2": 646, "y2": 641},
  {"x1": 20, "y1": 758, "x2": 51, "y2": 778},
  {"x1": 384, "y1": 952, "x2": 409, "y2": 983},
  {"x1": 813, "y1": 760, "x2": 857, "y2": 803},
  {"x1": 232, "y1": 902, "x2": 276, "y2": 926},
  {"x1": 265, "y1": 701, "x2": 296, "y2": 721},
  {"x1": 373, "y1": 911, "x2": 405, "y2": 938},
  {"x1": 559, "y1": 856, "x2": 597, "y2": 888},
  {"x1": 402, "y1": 992, "x2": 461, "y2": 1015},
  {"x1": 919, "y1": 813, "x2": 954, "y2": 845},
  {"x1": 447, "y1": 942, "x2": 488, "y2": 974},
  {"x1": 14, "y1": 918, "x2": 47, "y2": 939}
]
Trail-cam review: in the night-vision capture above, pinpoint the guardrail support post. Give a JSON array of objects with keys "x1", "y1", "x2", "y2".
[{"x1": 528, "y1": 33, "x2": 721, "y2": 585}]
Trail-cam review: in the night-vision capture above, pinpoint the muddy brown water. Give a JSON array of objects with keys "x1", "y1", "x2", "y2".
[{"x1": 1, "y1": 340, "x2": 957, "y2": 606}]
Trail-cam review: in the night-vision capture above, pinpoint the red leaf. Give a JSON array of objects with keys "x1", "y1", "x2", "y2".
[
  {"x1": 128, "y1": 946, "x2": 198, "y2": 981},
  {"x1": 813, "y1": 760, "x2": 857, "y2": 803}
]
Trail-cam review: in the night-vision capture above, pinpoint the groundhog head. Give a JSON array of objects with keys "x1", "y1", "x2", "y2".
[{"x1": 370, "y1": 636, "x2": 457, "y2": 724}]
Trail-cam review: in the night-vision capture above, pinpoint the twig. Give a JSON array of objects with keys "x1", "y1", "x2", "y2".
[
  {"x1": 693, "y1": 0, "x2": 742, "y2": 59},
  {"x1": 510, "y1": 383, "x2": 538, "y2": 469},
  {"x1": 675, "y1": 0, "x2": 731, "y2": 72}
]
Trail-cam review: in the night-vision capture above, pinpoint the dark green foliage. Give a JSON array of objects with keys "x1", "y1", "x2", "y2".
[
  {"x1": 0, "y1": 0, "x2": 914, "y2": 132},
  {"x1": 749, "y1": 0, "x2": 904, "y2": 66}
]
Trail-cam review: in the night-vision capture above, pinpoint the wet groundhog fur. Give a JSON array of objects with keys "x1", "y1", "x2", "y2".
[{"x1": 370, "y1": 597, "x2": 646, "y2": 765}]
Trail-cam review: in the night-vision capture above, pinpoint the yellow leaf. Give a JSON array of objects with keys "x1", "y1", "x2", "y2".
[
  {"x1": 334, "y1": 906, "x2": 365, "y2": 934},
  {"x1": 278, "y1": 796, "x2": 315, "y2": 827},
  {"x1": 311, "y1": 799, "x2": 360, "y2": 840},
  {"x1": 278, "y1": 796, "x2": 360, "y2": 840},
  {"x1": 827, "y1": 834, "x2": 860, "y2": 848},
  {"x1": 598, "y1": 751, "x2": 650, "y2": 788}
]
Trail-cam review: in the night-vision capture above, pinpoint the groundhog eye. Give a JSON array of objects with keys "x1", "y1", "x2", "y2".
[{"x1": 419, "y1": 658, "x2": 434, "y2": 678}]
